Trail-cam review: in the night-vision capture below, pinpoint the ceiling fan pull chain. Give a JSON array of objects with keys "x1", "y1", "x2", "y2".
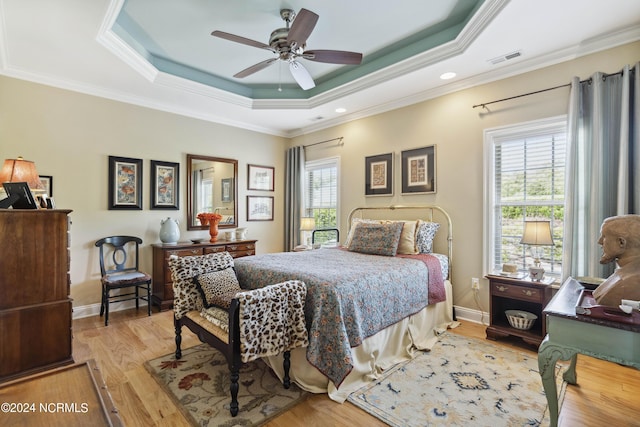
[{"x1": 278, "y1": 62, "x2": 283, "y2": 92}]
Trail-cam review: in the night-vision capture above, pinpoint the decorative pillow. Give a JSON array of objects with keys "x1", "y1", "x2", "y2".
[
  {"x1": 347, "y1": 221, "x2": 404, "y2": 256},
  {"x1": 416, "y1": 220, "x2": 440, "y2": 253},
  {"x1": 396, "y1": 220, "x2": 419, "y2": 255},
  {"x1": 168, "y1": 251, "x2": 235, "y2": 319},
  {"x1": 193, "y1": 268, "x2": 241, "y2": 309},
  {"x1": 343, "y1": 217, "x2": 379, "y2": 247}
]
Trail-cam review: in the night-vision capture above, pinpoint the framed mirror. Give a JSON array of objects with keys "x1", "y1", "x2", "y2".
[{"x1": 187, "y1": 154, "x2": 238, "y2": 230}]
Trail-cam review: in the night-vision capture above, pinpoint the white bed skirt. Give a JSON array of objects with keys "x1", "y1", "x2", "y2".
[{"x1": 264, "y1": 280, "x2": 457, "y2": 403}]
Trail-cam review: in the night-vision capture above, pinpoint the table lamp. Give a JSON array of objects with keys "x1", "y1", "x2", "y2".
[
  {"x1": 520, "y1": 220, "x2": 554, "y2": 281},
  {"x1": 0, "y1": 157, "x2": 45, "y2": 208},
  {"x1": 300, "y1": 216, "x2": 316, "y2": 248}
]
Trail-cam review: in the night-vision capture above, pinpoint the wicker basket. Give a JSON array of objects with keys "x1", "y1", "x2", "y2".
[{"x1": 505, "y1": 310, "x2": 537, "y2": 330}]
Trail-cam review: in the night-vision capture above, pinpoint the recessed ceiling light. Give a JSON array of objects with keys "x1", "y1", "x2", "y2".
[
  {"x1": 440, "y1": 72, "x2": 456, "y2": 80},
  {"x1": 335, "y1": 108, "x2": 347, "y2": 113}
]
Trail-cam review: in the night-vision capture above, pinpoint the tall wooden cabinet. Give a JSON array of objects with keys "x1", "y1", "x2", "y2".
[
  {"x1": 0, "y1": 209, "x2": 74, "y2": 382},
  {"x1": 152, "y1": 240, "x2": 257, "y2": 311}
]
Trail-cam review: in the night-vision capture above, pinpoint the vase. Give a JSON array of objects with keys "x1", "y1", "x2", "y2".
[
  {"x1": 209, "y1": 219, "x2": 220, "y2": 242},
  {"x1": 159, "y1": 217, "x2": 180, "y2": 244}
]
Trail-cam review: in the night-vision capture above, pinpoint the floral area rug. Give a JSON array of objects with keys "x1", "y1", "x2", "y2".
[
  {"x1": 144, "y1": 344, "x2": 308, "y2": 426},
  {"x1": 347, "y1": 333, "x2": 566, "y2": 427}
]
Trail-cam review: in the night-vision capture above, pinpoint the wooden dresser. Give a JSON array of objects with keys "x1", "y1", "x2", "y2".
[
  {"x1": 151, "y1": 239, "x2": 256, "y2": 311},
  {"x1": 0, "y1": 209, "x2": 73, "y2": 383}
]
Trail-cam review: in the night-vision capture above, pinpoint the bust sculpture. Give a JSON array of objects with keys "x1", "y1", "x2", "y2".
[{"x1": 592, "y1": 215, "x2": 640, "y2": 306}]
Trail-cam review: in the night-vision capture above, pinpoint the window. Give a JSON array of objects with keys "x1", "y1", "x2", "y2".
[
  {"x1": 304, "y1": 157, "x2": 339, "y2": 245},
  {"x1": 483, "y1": 117, "x2": 566, "y2": 276}
]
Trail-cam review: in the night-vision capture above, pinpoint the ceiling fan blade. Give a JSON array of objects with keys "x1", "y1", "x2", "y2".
[
  {"x1": 303, "y1": 50, "x2": 363, "y2": 65},
  {"x1": 289, "y1": 60, "x2": 315, "y2": 90},
  {"x1": 287, "y1": 8, "x2": 318, "y2": 48},
  {"x1": 234, "y1": 58, "x2": 278, "y2": 78},
  {"x1": 211, "y1": 30, "x2": 274, "y2": 52}
]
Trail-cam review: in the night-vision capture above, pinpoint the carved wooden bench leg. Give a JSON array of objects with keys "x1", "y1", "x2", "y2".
[
  {"x1": 174, "y1": 318, "x2": 183, "y2": 359},
  {"x1": 283, "y1": 350, "x2": 291, "y2": 389},
  {"x1": 229, "y1": 369, "x2": 240, "y2": 416}
]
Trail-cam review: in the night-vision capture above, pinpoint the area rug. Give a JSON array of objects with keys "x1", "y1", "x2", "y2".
[
  {"x1": 144, "y1": 344, "x2": 308, "y2": 426},
  {"x1": 347, "y1": 333, "x2": 566, "y2": 427}
]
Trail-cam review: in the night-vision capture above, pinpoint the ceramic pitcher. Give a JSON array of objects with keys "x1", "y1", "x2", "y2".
[{"x1": 159, "y1": 217, "x2": 180, "y2": 244}]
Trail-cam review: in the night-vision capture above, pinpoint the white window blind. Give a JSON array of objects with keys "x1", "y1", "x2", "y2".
[
  {"x1": 305, "y1": 157, "x2": 339, "y2": 244},
  {"x1": 484, "y1": 117, "x2": 566, "y2": 275}
]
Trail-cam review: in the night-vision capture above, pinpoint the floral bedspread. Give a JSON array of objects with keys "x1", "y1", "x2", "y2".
[{"x1": 233, "y1": 248, "x2": 445, "y2": 388}]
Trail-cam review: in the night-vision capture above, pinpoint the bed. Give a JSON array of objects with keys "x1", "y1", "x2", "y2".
[{"x1": 233, "y1": 205, "x2": 456, "y2": 402}]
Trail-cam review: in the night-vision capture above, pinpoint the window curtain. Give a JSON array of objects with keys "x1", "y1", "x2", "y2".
[
  {"x1": 563, "y1": 62, "x2": 639, "y2": 279},
  {"x1": 284, "y1": 146, "x2": 305, "y2": 251}
]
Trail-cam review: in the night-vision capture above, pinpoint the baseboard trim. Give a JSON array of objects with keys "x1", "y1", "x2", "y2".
[
  {"x1": 453, "y1": 305, "x2": 488, "y2": 326},
  {"x1": 73, "y1": 300, "x2": 138, "y2": 320}
]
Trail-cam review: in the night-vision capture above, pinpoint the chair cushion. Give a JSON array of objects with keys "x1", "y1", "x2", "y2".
[
  {"x1": 193, "y1": 268, "x2": 241, "y2": 309},
  {"x1": 101, "y1": 271, "x2": 151, "y2": 286}
]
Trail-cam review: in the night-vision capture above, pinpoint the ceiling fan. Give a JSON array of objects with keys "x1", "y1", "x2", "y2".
[{"x1": 211, "y1": 8, "x2": 363, "y2": 90}]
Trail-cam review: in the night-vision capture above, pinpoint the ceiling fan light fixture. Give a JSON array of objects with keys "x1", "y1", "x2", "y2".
[
  {"x1": 335, "y1": 107, "x2": 346, "y2": 113},
  {"x1": 440, "y1": 72, "x2": 456, "y2": 80}
]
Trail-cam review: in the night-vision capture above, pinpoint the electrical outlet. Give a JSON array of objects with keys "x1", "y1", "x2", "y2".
[{"x1": 471, "y1": 277, "x2": 480, "y2": 290}]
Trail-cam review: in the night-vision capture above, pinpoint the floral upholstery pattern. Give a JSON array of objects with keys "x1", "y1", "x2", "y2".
[
  {"x1": 416, "y1": 221, "x2": 440, "y2": 254},
  {"x1": 169, "y1": 251, "x2": 234, "y2": 319},
  {"x1": 347, "y1": 221, "x2": 404, "y2": 256}
]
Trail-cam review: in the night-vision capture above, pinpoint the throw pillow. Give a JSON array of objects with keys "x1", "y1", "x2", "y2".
[
  {"x1": 193, "y1": 268, "x2": 241, "y2": 309},
  {"x1": 347, "y1": 221, "x2": 404, "y2": 256},
  {"x1": 416, "y1": 220, "x2": 440, "y2": 253}
]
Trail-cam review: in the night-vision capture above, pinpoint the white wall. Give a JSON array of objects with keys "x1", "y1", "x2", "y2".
[{"x1": 0, "y1": 78, "x2": 287, "y2": 311}]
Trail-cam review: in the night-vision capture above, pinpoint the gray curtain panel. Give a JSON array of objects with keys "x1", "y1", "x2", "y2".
[
  {"x1": 563, "y1": 62, "x2": 639, "y2": 279},
  {"x1": 284, "y1": 146, "x2": 305, "y2": 251}
]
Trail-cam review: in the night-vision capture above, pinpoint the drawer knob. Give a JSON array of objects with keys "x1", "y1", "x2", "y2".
[
  {"x1": 523, "y1": 290, "x2": 534, "y2": 296},
  {"x1": 496, "y1": 285, "x2": 507, "y2": 292}
]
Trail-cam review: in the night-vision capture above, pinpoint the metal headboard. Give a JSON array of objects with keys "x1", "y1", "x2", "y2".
[{"x1": 346, "y1": 205, "x2": 453, "y2": 282}]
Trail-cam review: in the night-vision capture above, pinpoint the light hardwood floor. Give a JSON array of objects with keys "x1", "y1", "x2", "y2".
[{"x1": 70, "y1": 309, "x2": 640, "y2": 426}]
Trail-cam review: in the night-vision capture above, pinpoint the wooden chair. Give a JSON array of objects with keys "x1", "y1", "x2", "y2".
[{"x1": 95, "y1": 236, "x2": 152, "y2": 326}]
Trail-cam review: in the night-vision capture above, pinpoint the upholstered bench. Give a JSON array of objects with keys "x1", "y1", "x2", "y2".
[{"x1": 169, "y1": 251, "x2": 308, "y2": 417}]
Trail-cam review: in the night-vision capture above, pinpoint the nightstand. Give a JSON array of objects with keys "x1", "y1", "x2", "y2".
[{"x1": 485, "y1": 274, "x2": 557, "y2": 347}]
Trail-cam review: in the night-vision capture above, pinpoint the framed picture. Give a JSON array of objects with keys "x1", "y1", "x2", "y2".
[
  {"x1": 151, "y1": 160, "x2": 179, "y2": 210},
  {"x1": 247, "y1": 164, "x2": 274, "y2": 191},
  {"x1": 2, "y1": 182, "x2": 38, "y2": 209},
  {"x1": 365, "y1": 153, "x2": 393, "y2": 196},
  {"x1": 108, "y1": 155, "x2": 143, "y2": 210},
  {"x1": 401, "y1": 145, "x2": 436, "y2": 194},
  {"x1": 39, "y1": 175, "x2": 53, "y2": 197},
  {"x1": 247, "y1": 195, "x2": 274, "y2": 221},
  {"x1": 221, "y1": 178, "x2": 233, "y2": 202}
]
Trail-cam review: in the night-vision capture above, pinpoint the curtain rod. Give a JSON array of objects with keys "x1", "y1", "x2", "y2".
[
  {"x1": 472, "y1": 69, "x2": 627, "y2": 109},
  {"x1": 303, "y1": 136, "x2": 344, "y2": 148}
]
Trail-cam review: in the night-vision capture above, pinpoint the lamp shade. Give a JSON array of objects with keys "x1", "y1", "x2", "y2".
[
  {"x1": 0, "y1": 157, "x2": 45, "y2": 191},
  {"x1": 520, "y1": 220, "x2": 554, "y2": 246},
  {"x1": 300, "y1": 217, "x2": 316, "y2": 231}
]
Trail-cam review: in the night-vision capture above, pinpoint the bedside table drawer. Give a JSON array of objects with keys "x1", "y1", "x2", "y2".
[{"x1": 491, "y1": 282, "x2": 544, "y2": 303}]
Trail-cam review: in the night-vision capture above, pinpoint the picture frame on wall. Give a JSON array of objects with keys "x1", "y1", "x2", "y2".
[
  {"x1": 401, "y1": 145, "x2": 436, "y2": 194},
  {"x1": 150, "y1": 160, "x2": 179, "y2": 210},
  {"x1": 108, "y1": 155, "x2": 143, "y2": 210},
  {"x1": 221, "y1": 178, "x2": 233, "y2": 202},
  {"x1": 247, "y1": 164, "x2": 274, "y2": 191},
  {"x1": 39, "y1": 175, "x2": 53, "y2": 197},
  {"x1": 365, "y1": 153, "x2": 393, "y2": 196},
  {"x1": 247, "y1": 195, "x2": 274, "y2": 221}
]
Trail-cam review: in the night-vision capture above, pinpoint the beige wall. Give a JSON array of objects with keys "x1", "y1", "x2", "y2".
[
  {"x1": 0, "y1": 41, "x2": 637, "y2": 318},
  {"x1": 0, "y1": 79, "x2": 287, "y2": 314},
  {"x1": 292, "y1": 41, "x2": 640, "y2": 315}
]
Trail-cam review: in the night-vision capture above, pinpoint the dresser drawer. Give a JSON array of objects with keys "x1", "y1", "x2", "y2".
[
  {"x1": 203, "y1": 246, "x2": 226, "y2": 254},
  {"x1": 225, "y1": 243, "x2": 255, "y2": 253},
  {"x1": 490, "y1": 282, "x2": 544, "y2": 303},
  {"x1": 164, "y1": 248, "x2": 203, "y2": 258},
  {"x1": 229, "y1": 249, "x2": 255, "y2": 258}
]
